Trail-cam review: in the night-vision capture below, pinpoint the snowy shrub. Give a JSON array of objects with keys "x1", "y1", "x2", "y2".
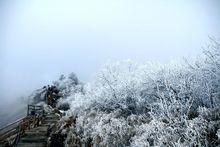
[
  {"x1": 53, "y1": 72, "x2": 83, "y2": 98},
  {"x1": 59, "y1": 39, "x2": 220, "y2": 146},
  {"x1": 53, "y1": 72, "x2": 84, "y2": 108}
]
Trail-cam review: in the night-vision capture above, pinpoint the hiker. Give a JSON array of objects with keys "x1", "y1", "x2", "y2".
[
  {"x1": 46, "y1": 85, "x2": 59, "y2": 107},
  {"x1": 51, "y1": 85, "x2": 59, "y2": 94},
  {"x1": 30, "y1": 110, "x2": 36, "y2": 116},
  {"x1": 45, "y1": 85, "x2": 53, "y2": 106}
]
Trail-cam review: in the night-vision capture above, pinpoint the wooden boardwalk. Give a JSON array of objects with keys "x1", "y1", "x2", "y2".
[
  {"x1": 17, "y1": 112, "x2": 60, "y2": 147},
  {"x1": 0, "y1": 104, "x2": 94, "y2": 147},
  {"x1": 0, "y1": 105, "x2": 61, "y2": 147}
]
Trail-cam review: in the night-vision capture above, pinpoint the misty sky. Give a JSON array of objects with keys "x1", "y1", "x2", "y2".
[{"x1": 0, "y1": 0, "x2": 220, "y2": 103}]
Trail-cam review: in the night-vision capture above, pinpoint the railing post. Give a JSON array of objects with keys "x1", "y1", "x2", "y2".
[
  {"x1": 27, "y1": 105, "x2": 29, "y2": 116},
  {"x1": 14, "y1": 123, "x2": 21, "y2": 145}
]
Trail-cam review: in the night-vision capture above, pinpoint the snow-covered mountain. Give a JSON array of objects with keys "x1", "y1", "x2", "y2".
[{"x1": 1, "y1": 39, "x2": 219, "y2": 146}]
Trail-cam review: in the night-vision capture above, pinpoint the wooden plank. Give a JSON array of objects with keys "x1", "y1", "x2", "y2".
[
  {"x1": 0, "y1": 104, "x2": 46, "y2": 145},
  {"x1": 0, "y1": 114, "x2": 43, "y2": 142},
  {"x1": 0, "y1": 128, "x2": 18, "y2": 141},
  {"x1": 17, "y1": 142, "x2": 46, "y2": 147},
  {"x1": 0, "y1": 117, "x2": 25, "y2": 132}
]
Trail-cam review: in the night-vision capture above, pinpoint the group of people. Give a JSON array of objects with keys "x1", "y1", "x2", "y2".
[{"x1": 43, "y1": 85, "x2": 60, "y2": 107}]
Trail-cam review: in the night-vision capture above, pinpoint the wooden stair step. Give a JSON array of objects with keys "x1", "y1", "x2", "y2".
[
  {"x1": 23, "y1": 131, "x2": 47, "y2": 137},
  {"x1": 43, "y1": 120, "x2": 59, "y2": 123},
  {"x1": 17, "y1": 142, "x2": 46, "y2": 147},
  {"x1": 45, "y1": 114, "x2": 60, "y2": 118},
  {"x1": 20, "y1": 136, "x2": 47, "y2": 143},
  {"x1": 31, "y1": 126, "x2": 49, "y2": 132}
]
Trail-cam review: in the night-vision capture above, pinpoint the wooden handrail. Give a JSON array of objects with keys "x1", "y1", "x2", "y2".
[
  {"x1": 27, "y1": 105, "x2": 44, "y2": 116},
  {"x1": 0, "y1": 116, "x2": 36, "y2": 142},
  {"x1": 0, "y1": 104, "x2": 44, "y2": 145},
  {"x1": 0, "y1": 117, "x2": 26, "y2": 133}
]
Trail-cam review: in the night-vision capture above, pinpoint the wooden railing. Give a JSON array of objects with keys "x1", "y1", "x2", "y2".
[
  {"x1": 27, "y1": 105, "x2": 44, "y2": 116},
  {"x1": 0, "y1": 105, "x2": 44, "y2": 146}
]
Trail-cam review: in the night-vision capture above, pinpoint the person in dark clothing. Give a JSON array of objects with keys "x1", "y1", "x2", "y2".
[
  {"x1": 30, "y1": 110, "x2": 36, "y2": 116},
  {"x1": 51, "y1": 86, "x2": 60, "y2": 94},
  {"x1": 44, "y1": 85, "x2": 60, "y2": 107},
  {"x1": 45, "y1": 85, "x2": 52, "y2": 106}
]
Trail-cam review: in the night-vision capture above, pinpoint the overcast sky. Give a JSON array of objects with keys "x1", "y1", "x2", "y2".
[{"x1": 0, "y1": 0, "x2": 220, "y2": 103}]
